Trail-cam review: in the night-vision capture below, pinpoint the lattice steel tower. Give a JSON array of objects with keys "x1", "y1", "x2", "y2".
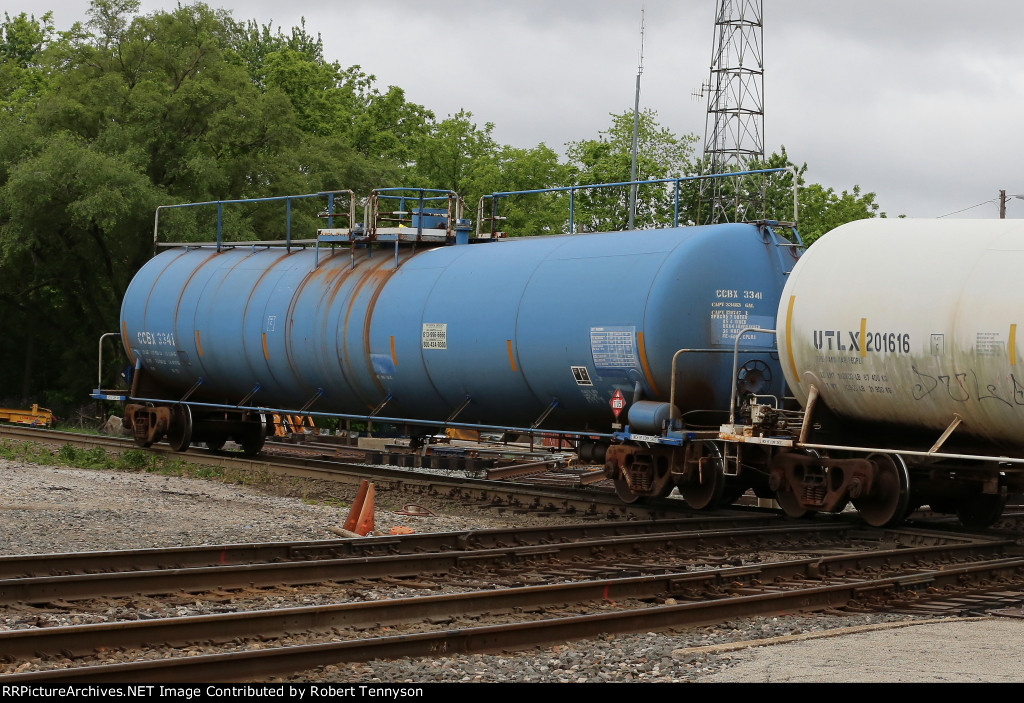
[{"x1": 699, "y1": 0, "x2": 765, "y2": 223}]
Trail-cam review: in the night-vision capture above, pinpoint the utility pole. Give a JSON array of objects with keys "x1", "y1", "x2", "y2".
[
  {"x1": 697, "y1": 0, "x2": 765, "y2": 224},
  {"x1": 627, "y1": 8, "x2": 645, "y2": 230},
  {"x1": 998, "y1": 191, "x2": 1024, "y2": 218}
]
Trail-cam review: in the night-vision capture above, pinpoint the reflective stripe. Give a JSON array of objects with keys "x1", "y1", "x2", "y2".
[
  {"x1": 636, "y1": 332, "x2": 660, "y2": 395},
  {"x1": 785, "y1": 295, "x2": 799, "y2": 383}
]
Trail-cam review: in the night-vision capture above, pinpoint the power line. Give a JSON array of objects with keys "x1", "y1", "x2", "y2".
[{"x1": 936, "y1": 199, "x2": 997, "y2": 218}]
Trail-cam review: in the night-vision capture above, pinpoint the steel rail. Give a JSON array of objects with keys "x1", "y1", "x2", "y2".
[
  {"x1": 7, "y1": 555, "x2": 1024, "y2": 683},
  {"x1": 0, "y1": 425, "x2": 668, "y2": 519},
  {"x1": 0, "y1": 524, "x2": 856, "y2": 604},
  {"x1": 0, "y1": 538, "x2": 1016, "y2": 661},
  {"x1": 0, "y1": 515, "x2": 780, "y2": 579}
]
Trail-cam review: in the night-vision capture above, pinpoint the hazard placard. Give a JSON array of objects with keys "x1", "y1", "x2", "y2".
[{"x1": 609, "y1": 389, "x2": 626, "y2": 419}]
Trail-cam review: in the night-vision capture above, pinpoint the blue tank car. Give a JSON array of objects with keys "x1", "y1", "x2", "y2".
[{"x1": 110, "y1": 184, "x2": 801, "y2": 506}]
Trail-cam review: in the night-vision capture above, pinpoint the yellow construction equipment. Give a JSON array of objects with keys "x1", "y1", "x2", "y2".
[{"x1": 0, "y1": 404, "x2": 55, "y2": 428}]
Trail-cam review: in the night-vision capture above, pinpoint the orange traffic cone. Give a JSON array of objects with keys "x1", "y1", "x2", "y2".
[{"x1": 343, "y1": 480, "x2": 375, "y2": 536}]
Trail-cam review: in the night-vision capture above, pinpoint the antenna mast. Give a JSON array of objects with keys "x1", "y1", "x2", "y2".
[
  {"x1": 699, "y1": 0, "x2": 765, "y2": 224},
  {"x1": 627, "y1": 8, "x2": 645, "y2": 230}
]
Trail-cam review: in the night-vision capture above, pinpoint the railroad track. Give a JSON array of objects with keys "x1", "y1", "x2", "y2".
[
  {"x1": 6, "y1": 425, "x2": 1024, "y2": 681},
  {"x1": 0, "y1": 515, "x2": 778, "y2": 578},
  {"x1": 2, "y1": 519, "x2": 826, "y2": 603},
  {"x1": 0, "y1": 425, "x2": 689, "y2": 521},
  {"x1": 2, "y1": 523, "x2": 1021, "y2": 681}
]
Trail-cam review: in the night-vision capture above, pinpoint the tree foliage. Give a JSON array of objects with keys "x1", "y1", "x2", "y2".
[
  {"x1": 754, "y1": 146, "x2": 885, "y2": 244},
  {"x1": 404, "y1": 110, "x2": 570, "y2": 236},
  {"x1": 566, "y1": 109, "x2": 699, "y2": 231},
  {"x1": 0, "y1": 1, "x2": 435, "y2": 406},
  {"x1": 796, "y1": 183, "x2": 883, "y2": 244},
  {"x1": 0, "y1": 10, "x2": 55, "y2": 116},
  {"x1": 0, "y1": 1, "x2": 891, "y2": 412},
  {"x1": 472, "y1": 143, "x2": 570, "y2": 236}
]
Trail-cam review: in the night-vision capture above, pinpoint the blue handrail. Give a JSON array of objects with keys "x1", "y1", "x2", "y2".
[
  {"x1": 476, "y1": 166, "x2": 797, "y2": 236},
  {"x1": 153, "y1": 190, "x2": 354, "y2": 253}
]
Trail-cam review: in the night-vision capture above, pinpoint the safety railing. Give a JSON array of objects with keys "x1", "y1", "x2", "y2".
[
  {"x1": 313, "y1": 188, "x2": 475, "y2": 268},
  {"x1": 152, "y1": 190, "x2": 356, "y2": 254},
  {"x1": 362, "y1": 188, "x2": 470, "y2": 242},
  {"x1": 476, "y1": 166, "x2": 798, "y2": 238}
]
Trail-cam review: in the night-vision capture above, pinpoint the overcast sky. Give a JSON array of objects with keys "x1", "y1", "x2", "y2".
[{"x1": 8, "y1": 0, "x2": 1024, "y2": 219}]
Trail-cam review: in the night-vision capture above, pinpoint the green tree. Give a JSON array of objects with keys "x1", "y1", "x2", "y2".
[
  {"x1": 0, "y1": 2, "x2": 323, "y2": 405},
  {"x1": 227, "y1": 20, "x2": 433, "y2": 188},
  {"x1": 407, "y1": 110, "x2": 570, "y2": 236},
  {"x1": 225, "y1": 16, "x2": 326, "y2": 86},
  {"x1": 0, "y1": 132, "x2": 162, "y2": 403},
  {"x1": 756, "y1": 147, "x2": 886, "y2": 244},
  {"x1": 565, "y1": 109, "x2": 698, "y2": 231},
  {"x1": 408, "y1": 109, "x2": 498, "y2": 194},
  {"x1": 0, "y1": 11, "x2": 55, "y2": 115},
  {"x1": 0, "y1": 1, "x2": 444, "y2": 407},
  {"x1": 471, "y1": 143, "x2": 570, "y2": 236},
  {"x1": 797, "y1": 183, "x2": 884, "y2": 244}
]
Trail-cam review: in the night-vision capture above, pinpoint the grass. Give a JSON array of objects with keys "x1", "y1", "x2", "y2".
[
  {"x1": 51, "y1": 422, "x2": 104, "y2": 437},
  {"x1": 303, "y1": 497, "x2": 350, "y2": 509},
  {"x1": 0, "y1": 438, "x2": 349, "y2": 502},
  {"x1": 0, "y1": 439, "x2": 249, "y2": 485}
]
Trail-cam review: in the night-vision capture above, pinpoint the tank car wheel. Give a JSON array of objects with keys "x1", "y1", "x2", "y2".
[
  {"x1": 681, "y1": 441, "x2": 725, "y2": 510},
  {"x1": 614, "y1": 476, "x2": 643, "y2": 504},
  {"x1": 956, "y1": 493, "x2": 1006, "y2": 529},
  {"x1": 773, "y1": 448, "x2": 819, "y2": 518},
  {"x1": 205, "y1": 438, "x2": 226, "y2": 452},
  {"x1": 718, "y1": 482, "x2": 748, "y2": 507},
  {"x1": 240, "y1": 434, "x2": 264, "y2": 456},
  {"x1": 853, "y1": 453, "x2": 911, "y2": 527},
  {"x1": 239, "y1": 413, "x2": 268, "y2": 456},
  {"x1": 166, "y1": 405, "x2": 193, "y2": 453},
  {"x1": 774, "y1": 485, "x2": 812, "y2": 518}
]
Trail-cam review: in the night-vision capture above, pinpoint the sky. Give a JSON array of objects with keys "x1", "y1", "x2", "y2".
[{"x1": 8, "y1": 0, "x2": 1024, "y2": 219}]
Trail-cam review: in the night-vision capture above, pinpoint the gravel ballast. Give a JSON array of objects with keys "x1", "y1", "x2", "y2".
[{"x1": 2, "y1": 457, "x2": 1015, "y2": 683}]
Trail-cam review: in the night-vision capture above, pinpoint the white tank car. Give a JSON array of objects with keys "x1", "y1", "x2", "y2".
[
  {"x1": 779, "y1": 218, "x2": 1024, "y2": 452},
  {"x1": 768, "y1": 218, "x2": 1024, "y2": 527}
]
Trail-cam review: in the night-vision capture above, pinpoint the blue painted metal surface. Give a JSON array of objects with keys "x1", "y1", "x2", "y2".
[{"x1": 120, "y1": 223, "x2": 796, "y2": 431}]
